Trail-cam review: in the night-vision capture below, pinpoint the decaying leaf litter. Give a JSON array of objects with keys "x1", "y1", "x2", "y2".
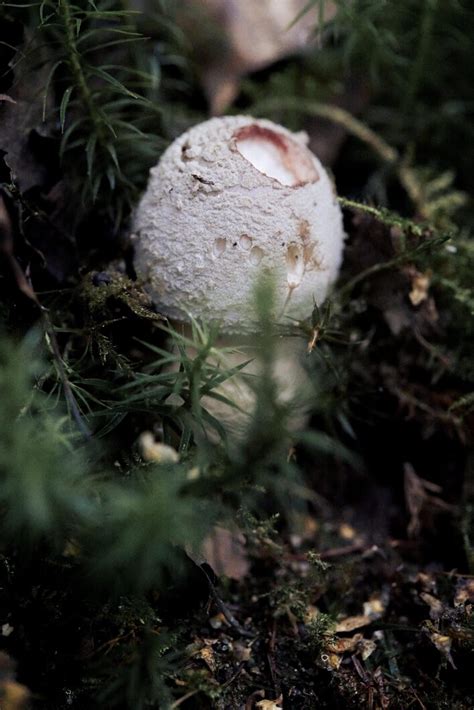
[{"x1": 0, "y1": 1, "x2": 473, "y2": 708}]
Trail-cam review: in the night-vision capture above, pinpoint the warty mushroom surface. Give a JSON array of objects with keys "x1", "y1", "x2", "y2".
[{"x1": 132, "y1": 115, "x2": 345, "y2": 335}]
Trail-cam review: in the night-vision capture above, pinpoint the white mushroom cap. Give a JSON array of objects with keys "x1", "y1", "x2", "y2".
[{"x1": 132, "y1": 116, "x2": 345, "y2": 333}]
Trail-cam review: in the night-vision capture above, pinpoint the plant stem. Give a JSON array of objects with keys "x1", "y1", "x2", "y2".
[
  {"x1": 403, "y1": 0, "x2": 438, "y2": 116},
  {"x1": 58, "y1": 0, "x2": 107, "y2": 143}
]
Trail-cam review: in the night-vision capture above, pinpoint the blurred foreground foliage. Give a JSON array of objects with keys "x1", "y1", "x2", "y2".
[{"x1": 0, "y1": 279, "x2": 353, "y2": 706}]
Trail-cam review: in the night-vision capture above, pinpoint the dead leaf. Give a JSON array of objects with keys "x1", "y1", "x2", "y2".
[
  {"x1": 0, "y1": 32, "x2": 55, "y2": 191},
  {"x1": 256, "y1": 696, "x2": 283, "y2": 710},
  {"x1": 0, "y1": 653, "x2": 30, "y2": 710},
  {"x1": 201, "y1": 525, "x2": 250, "y2": 580},
  {"x1": 319, "y1": 651, "x2": 342, "y2": 671},
  {"x1": 335, "y1": 615, "x2": 372, "y2": 633},
  {"x1": 0, "y1": 681, "x2": 30, "y2": 710},
  {"x1": 454, "y1": 578, "x2": 474, "y2": 607},
  {"x1": 420, "y1": 592, "x2": 444, "y2": 620},
  {"x1": 209, "y1": 612, "x2": 226, "y2": 629},
  {"x1": 363, "y1": 593, "x2": 388, "y2": 620},
  {"x1": 326, "y1": 633, "x2": 378, "y2": 662},
  {"x1": 339, "y1": 523, "x2": 356, "y2": 540},
  {"x1": 408, "y1": 269, "x2": 431, "y2": 306},
  {"x1": 195, "y1": 644, "x2": 217, "y2": 671},
  {"x1": 173, "y1": 0, "x2": 335, "y2": 114},
  {"x1": 428, "y1": 631, "x2": 456, "y2": 669},
  {"x1": 188, "y1": 636, "x2": 228, "y2": 672},
  {"x1": 358, "y1": 638, "x2": 377, "y2": 660},
  {"x1": 404, "y1": 463, "x2": 455, "y2": 538},
  {"x1": 415, "y1": 571, "x2": 437, "y2": 594},
  {"x1": 326, "y1": 633, "x2": 363, "y2": 654},
  {"x1": 233, "y1": 641, "x2": 252, "y2": 662}
]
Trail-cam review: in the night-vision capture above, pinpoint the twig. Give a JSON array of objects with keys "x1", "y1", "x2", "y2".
[
  {"x1": 319, "y1": 541, "x2": 366, "y2": 559},
  {"x1": 266, "y1": 620, "x2": 280, "y2": 695},
  {"x1": 245, "y1": 690, "x2": 265, "y2": 710},
  {"x1": 199, "y1": 565, "x2": 254, "y2": 638},
  {"x1": 170, "y1": 689, "x2": 200, "y2": 709},
  {"x1": 221, "y1": 662, "x2": 244, "y2": 690}
]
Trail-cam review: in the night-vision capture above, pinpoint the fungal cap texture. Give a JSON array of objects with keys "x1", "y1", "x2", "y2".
[{"x1": 133, "y1": 115, "x2": 345, "y2": 333}]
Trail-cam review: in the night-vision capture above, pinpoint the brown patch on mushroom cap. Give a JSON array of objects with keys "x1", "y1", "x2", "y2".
[{"x1": 298, "y1": 219, "x2": 325, "y2": 271}]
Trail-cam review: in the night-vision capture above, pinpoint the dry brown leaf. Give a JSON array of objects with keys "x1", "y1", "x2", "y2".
[
  {"x1": 174, "y1": 0, "x2": 335, "y2": 113},
  {"x1": 233, "y1": 641, "x2": 252, "y2": 662},
  {"x1": 0, "y1": 33, "x2": 55, "y2": 191},
  {"x1": 409, "y1": 269, "x2": 431, "y2": 306},
  {"x1": 256, "y1": 695, "x2": 283, "y2": 710},
  {"x1": 363, "y1": 594, "x2": 387, "y2": 620},
  {"x1": 201, "y1": 525, "x2": 250, "y2": 580},
  {"x1": 454, "y1": 578, "x2": 474, "y2": 607},
  {"x1": 420, "y1": 592, "x2": 444, "y2": 620},
  {"x1": 339, "y1": 523, "x2": 356, "y2": 540},
  {"x1": 319, "y1": 651, "x2": 342, "y2": 671},
  {"x1": 0, "y1": 681, "x2": 30, "y2": 710},
  {"x1": 326, "y1": 633, "x2": 363, "y2": 654},
  {"x1": 189, "y1": 637, "x2": 231, "y2": 672},
  {"x1": 428, "y1": 632, "x2": 456, "y2": 669},
  {"x1": 359, "y1": 638, "x2": 377, "y2": 660},
  {"x1": 326, "y1": 632, "x2": 378, "y2": 661},
  {"x1": 335, "y1": 615, "x2": 372, "y2": 633},
  {"x1": 209, "y1": 612, "x2": 227, "y2": 629},
  {"x1": 415, "y1": 571, "x2": 437, "y2": 593},
  {"x1": 404, "y1": 463, "x2": 454, "y2": 538},
  {"x1": 195, "y1": 644, "x2": 217, "y2": 671},
  {"x1": 0, "y1": 653, "x2": 30, "y2": 710}
]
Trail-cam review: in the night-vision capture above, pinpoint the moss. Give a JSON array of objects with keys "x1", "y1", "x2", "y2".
[{"x1": 81, "y1": 272, "x2": 161, "y2": 321}]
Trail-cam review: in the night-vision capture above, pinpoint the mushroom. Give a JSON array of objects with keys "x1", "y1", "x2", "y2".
[{"x1": 132, "y1": 115, "x2": 345, "y2": 435}]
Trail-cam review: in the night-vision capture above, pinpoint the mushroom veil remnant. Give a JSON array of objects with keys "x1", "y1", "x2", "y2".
[{"x1": 132, "y1": 116, "x2": 345, "y2": 432}]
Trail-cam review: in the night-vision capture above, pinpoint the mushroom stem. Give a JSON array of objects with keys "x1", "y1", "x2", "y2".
[{"x1": 168, "y1": 322, "x2": 311, "y2": 440}]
